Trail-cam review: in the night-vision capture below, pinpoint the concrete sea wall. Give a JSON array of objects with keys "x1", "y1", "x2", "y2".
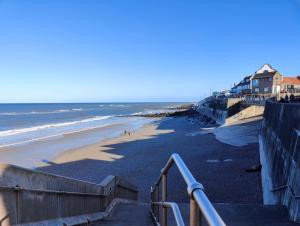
[
  {"x1": 196, "y1": 105, "x2": 227, "y2": 124},
  {"x1": 0, "y1": 164, "x2": 138, "y2": 225},
  {"x1": 197, "y1": 97, "x2": 264, "y2": 125},
  {"x1": 260, "y1": 100, "x2": 300, "y2": 222},
  {"x1": 226, "y1": 105, "x2": 264, "y2": 124}
]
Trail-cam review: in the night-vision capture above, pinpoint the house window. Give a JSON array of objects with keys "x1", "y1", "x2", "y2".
[
  {"x1": 252, "y1": 79, "x2": 259, "y2": 86},
  {"x1": 264, "y1": 87, "x2": 269, "y2": 92},
  {"x1": 255, "y1": 88, "x2": 259, "y2": 92},
  {"x1": 268, "y1": 77, "x2": 272, "y2": 82}
]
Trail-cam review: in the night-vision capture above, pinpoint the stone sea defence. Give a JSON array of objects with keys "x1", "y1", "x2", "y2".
[
  {"x1": 127, "y1": 104, "x2": 200, "y2": 118},
  {"x1": 259, "y1": 99, "x2": 300, "y2": 222},
  {"x1": 196, "y1": 97, "x2": 227, "y2": 124},
  {"x1": 196, "y1": 97, "x2": 264, "y2": 125}
]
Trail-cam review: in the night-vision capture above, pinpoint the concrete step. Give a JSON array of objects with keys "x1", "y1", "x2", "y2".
[
  {"x1": 173, "y1": 203, "x2": 299, "y2": 226},
  {"x1": 214, "y1": 203, "x2": 296, "y2": 225},
  {"x1": 95, "y1": 203, "x2": 153, "y2": 226},
  {"x1": 95, "y1": 202, "x2": 299, "y2": 226}
]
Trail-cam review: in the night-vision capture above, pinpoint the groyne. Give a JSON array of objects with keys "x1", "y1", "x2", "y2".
[{"x1": 259, "y1": 99, "x2": 300, "y2": 222}]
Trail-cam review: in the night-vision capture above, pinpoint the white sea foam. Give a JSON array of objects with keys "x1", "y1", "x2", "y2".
[
  {"x1": 0, "y1": 115, "x2": 112, "y2": 137},
  {"x1": 131, "y1": 112, "x2": 144, "y2": 116},
  {"x1": 71, "y1": 108, "x2": 83, "y2": 111},
  {"x1": 108, "y1": 104, "x2": 129, "y2": 107},
  {"x1": 0, "y1": 116, "x2": 151, "y2": 150},
  {"x1": 0, "y1": 123, "x2": 112, "y2": 148},
  {"x1": 0, "y1": 112, "x2": 18, "y2": 116},
  {"x1": 0, "y1": 108, "x2": 91, "y2": 115},
  {"x1": 0, "y1": 109, "x2": 76, "y2": 115}
]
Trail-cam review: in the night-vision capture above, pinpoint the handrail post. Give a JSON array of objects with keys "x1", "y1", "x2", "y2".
[
  {"x1": 151, "y1": 186, "x2": 155, "y2": 219},
  {"x1": 156, "y1": 185, "x2": 160, "y2": 222},
  {"x1": 190, "y1": 198, "x2": 200, "y2": 226},
  {"x1": 151, "y1": 187, "x2": 154, "y2": 214},
  {"x1": 162, "y1": 174, "x2": 167, "y2": 226}
]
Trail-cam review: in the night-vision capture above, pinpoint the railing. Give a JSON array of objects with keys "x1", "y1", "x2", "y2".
[
  {"x1": 150, "y1": 153, "x2": 226, "y2": 226},
  {"x1": 0, "y1": 173, "x2": 138, "y2": 225},
  {"x1": 242, "y1": 92, "x2": 300, "y2": 105},
  {"x1": 241, "y1": 94, "x2": 273, "y2": 105},
  {"x1": 271, "y1": 184, "x2": 300, "y2": 199},
  {"x1": 151, "y1": 202, "x2": 185, "y2": 226}
]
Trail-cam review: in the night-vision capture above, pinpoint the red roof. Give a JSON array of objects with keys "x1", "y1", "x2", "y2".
[{"x1": 282, "y1": 77, "x2": 300, "y2": 85}]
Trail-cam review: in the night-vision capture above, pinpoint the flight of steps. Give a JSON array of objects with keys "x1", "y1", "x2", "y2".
[
  {"x1": 96, "y1": 202, "x2": 299, "y2": 226},
  {"x1": 96, "y1": 203, "x2": 153, "y2": 226}
]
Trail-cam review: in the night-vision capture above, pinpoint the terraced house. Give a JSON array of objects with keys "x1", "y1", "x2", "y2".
[
  {"x1": 281, "y1": 76, "x2": 300, "y2": 93},
  {"x1": 251, "y1": 64, "x2": 282, "y2": 94}
]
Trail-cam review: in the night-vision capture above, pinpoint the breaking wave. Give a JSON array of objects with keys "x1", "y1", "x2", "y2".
[
  {"x1": 0, "y1": 108, "x2": 86, "y2": 116},
  {"x1": 0, "y1": 115, "x2": 113, "y2": 137}
]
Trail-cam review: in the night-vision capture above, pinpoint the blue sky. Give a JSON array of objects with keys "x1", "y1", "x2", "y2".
[{"x1": 0, "y1": 0, "x2": 300, "y2": 103}]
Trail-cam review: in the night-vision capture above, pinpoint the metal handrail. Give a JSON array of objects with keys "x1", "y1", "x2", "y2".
[
  {"x1": 150, "y1": 153, "x2": 226, "y2": 226},
  {"x1": 152, "y1": 202, "x2": 185, "y2": 226},
  {"x1": 0, "y1": 185, "x2": 106, "y2": 197},
  {"x1": 271, "y1": 184, "x2": 300, "y2": 199}
]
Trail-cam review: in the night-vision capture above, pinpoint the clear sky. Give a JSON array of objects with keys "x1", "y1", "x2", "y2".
[{"x1": 0, "y1": 0, "x2": 300, "y2": 103}]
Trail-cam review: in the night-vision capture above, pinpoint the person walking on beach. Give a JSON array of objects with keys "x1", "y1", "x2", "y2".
[{"x1": 124, "y1": 130, "x2": 131, "y2": 136}]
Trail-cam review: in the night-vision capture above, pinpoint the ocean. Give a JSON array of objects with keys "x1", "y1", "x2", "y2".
[{"x1": 0, "y1": 102, "x2": 186, "y2": 148}]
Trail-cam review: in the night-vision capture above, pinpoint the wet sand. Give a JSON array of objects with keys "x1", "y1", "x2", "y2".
[
  {"x1": 37, "y1": 116, "x2": 263, "y2": 204},
  {"x1": 0, "y1": 118, "x2": 157, "y2": 168}
]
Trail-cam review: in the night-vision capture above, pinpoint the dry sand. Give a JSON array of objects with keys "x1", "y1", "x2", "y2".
[{"x1": 49, "y1": 118, "x2": 172, "y2": 166}]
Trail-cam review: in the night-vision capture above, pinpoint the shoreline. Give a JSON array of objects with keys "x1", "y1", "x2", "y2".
[
  {"x1": 0, "y1": 116, "x2": 162, "y2": 168},
  {"x1": 0, "y1": 105, "x2": 196, "y2": 168},
  {"x1": 47, "y1": 117, "x2": 169, "y2": 167},
  {"x1": 50, "y1": 108, "x2": 201, "y2": 166},
  {"x1": 0, "y1": 104, "x2": 194, "y2": 148}
]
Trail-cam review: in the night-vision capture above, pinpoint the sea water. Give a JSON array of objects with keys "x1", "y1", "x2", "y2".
[{"x1": 0, "y1": 102, "x2": 185, "y2": 148}]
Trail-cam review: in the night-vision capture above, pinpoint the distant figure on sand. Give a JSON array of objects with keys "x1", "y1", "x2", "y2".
[{"x1": 124, "y1": 130, "x2": 131, "y2": 136}]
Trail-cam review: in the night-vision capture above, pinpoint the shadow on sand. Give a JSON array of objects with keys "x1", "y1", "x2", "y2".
[
  {"x1": 34, "y1": 117, "x2": 262, "y2": 204},
  {"x1": 0, "y1": 117, "x2": 263, "y2": 225}
]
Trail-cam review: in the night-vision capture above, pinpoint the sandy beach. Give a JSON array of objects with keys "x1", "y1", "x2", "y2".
[
  {"x1": 35, "y1": 116, "x2": 262, "y2": 204},
  {"x1": 0, "y1": 117, "x2": 157, "y2": 168},
  {"x1": 48, "y1": 118, "x2": 168, "y2": 165}
]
